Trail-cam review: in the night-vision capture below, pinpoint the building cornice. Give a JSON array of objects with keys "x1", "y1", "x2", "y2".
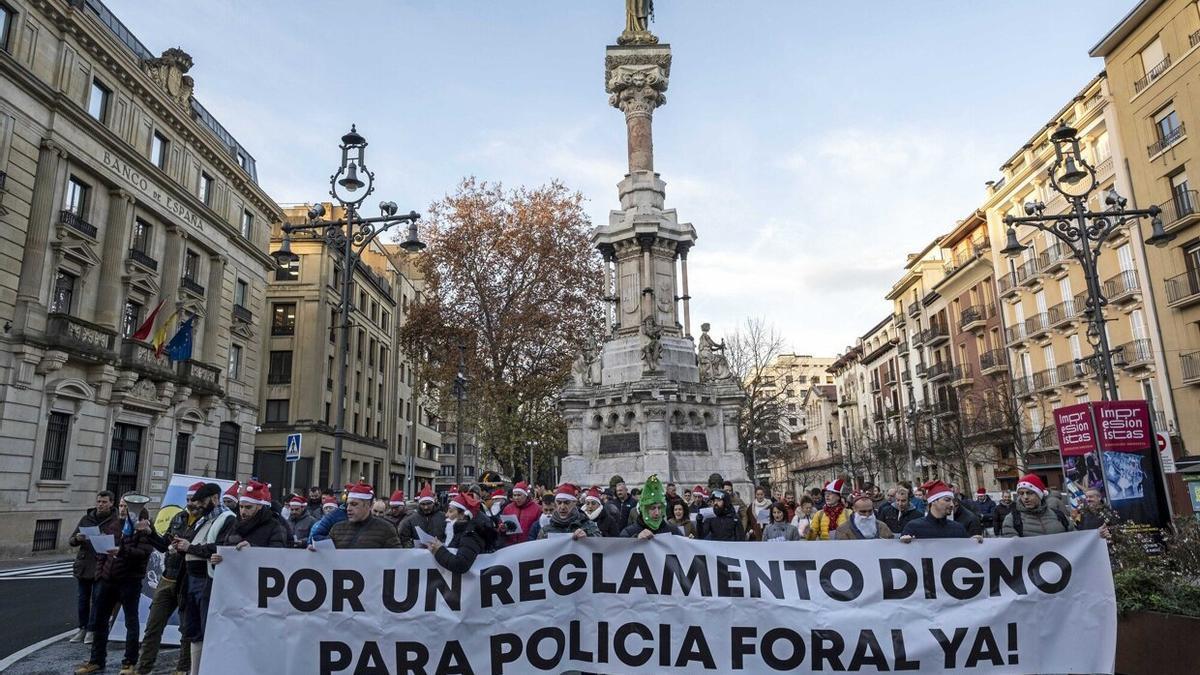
[{"x1": 1089, "y1": 0, "x2": 1162, "y2": 57}]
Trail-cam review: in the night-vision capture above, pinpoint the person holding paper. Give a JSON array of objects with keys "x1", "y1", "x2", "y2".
[
  {"x1": 499, "y1": 481, "x2": 541, "y2": 545},
  {"x1": 138, "y1": 482, "x2": 204, "y2": 675},
  {"x1": 428, "y1": 493, "x2": 486, "y2": 573},
  {"x1": 68, "y1": 491, "x2": 119, "y2": 645},
  {"x1": 698, "y1": 489, "x2": 744, "y2": 541},
  {"x1": 668, "y1": 502, "x2": 696, "y2": 538},
  {"x1": 399, "y1": 483, "x2": 446, "y2": 549},
  {"x1": 620, "y1": 475, "x2": 679, "y2": 539},
  {"x1": 537, "y1": 484, "x2": 600, "y2": 540},
  {"x1": 581, "y1": 486, "x2": 621, "y2": 537},
  {"x1": 762, "y1": 502, "x2": 802, "y2": 541},
  {"x1": 75, "y1": 495, "x2": 157, "y2": 675}
]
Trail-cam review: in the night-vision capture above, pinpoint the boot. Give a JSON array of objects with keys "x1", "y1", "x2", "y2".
[
  {"x1": 189, "y1": 642, "x2": 202, "y2": 675},
  {"x1": 68, "y1": 628, "x2": 87, "y2": 643},
  {"x1": 83, "y1": 631, "x2": 95, "y2": 644},
  {"x1": 74, "y1": 663, "x2": 102, "y2": 674}
]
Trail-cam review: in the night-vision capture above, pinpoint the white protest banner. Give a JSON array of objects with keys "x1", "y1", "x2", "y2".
[{"x1": 201, "y1": 531, "x2": 1115, "y2": 674}]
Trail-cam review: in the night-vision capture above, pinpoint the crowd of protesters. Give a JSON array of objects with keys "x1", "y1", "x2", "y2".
[{"x1": 66, "y1": 470, "x2": 1111, "y2": 674}]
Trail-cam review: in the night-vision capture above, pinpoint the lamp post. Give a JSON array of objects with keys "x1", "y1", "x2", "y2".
[
  {"x1": 1000, "y1": 122, "x2": 1170, "y2": 401},
  {"x1": 452, "y1": 343, "x2": 467, "y2": 488},
  {"x1": 271, "y1": 126, "x2": 425, "y2": 489}
]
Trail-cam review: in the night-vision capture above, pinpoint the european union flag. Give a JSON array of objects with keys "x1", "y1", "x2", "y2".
[{"x1": 165, "y1": 315, "x2": 195, "y2": 362}]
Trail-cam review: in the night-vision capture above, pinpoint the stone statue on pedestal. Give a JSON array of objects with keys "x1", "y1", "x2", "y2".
[
  {"x1": 571, "y1": 335, "x2": 602, "y2": 387},
  {"x1": 697, "y1": 322, "x2": 731, "y2": 382},
  {"x1": 640, "y1": 316, "x2": 663, "y2": 372}
]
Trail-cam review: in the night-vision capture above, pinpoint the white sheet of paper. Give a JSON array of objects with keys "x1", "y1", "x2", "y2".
[
  {"x1": 544, "y1": 532, "x2": 572, "y2": 539},
  {"x1": 756, "y1": 509, "x2": 771, "y2": 524},
  {"x1": 689, "y1": 513, "x2": 698, "y2": 523},
  {"x1": 90, "y1": 534, "x2": 116, "y2": 552},
  {"x1": 79, "y1": 526, "x2": 101, "y2": 537},
  {"x1": 699, "y1": 507, "x2": 715, "y2": 519},
  {"x1": 311, "y1": 537, "x2": 335, "y2": 551},
  {"x1": 499, "y1": 514, "x2": 521, "y2": 534},
  {"x1": 766, "y1": 536, "x2": 785, "y2": 543},
  {"x1": 414, "y1": 526, "x2": 437, "y2": 548}
]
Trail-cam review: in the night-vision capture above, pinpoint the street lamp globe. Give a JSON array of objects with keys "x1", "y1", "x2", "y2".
[{"x1": 270, "y1": 231, "x2": 299, "y2": 265}]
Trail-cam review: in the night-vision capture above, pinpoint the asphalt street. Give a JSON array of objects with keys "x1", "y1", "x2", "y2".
[{"x1": 0, "y1": 559, "x2": 76, "y2": 663}]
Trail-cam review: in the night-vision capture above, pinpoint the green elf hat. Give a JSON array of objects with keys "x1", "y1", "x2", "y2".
[{"x1": 638, "y1": 474, "x2": 667, "y2": 528}]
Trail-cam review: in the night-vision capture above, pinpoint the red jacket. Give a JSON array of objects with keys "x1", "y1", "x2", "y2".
[{"x1": 500, "y1": 497, "x2": 542, "y2": 545}]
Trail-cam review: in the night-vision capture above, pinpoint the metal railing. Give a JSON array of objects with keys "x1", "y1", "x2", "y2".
[
  {"x1": 1013, "y1": 375, "x2": 1035, "y2": 397},
  {"x1": 1134, "y1": 54, "x2": 1172, "y2": 94},
  {"x1": 926, "y1": 322, "x2": 950, "y2": 345},
  {"x1": 1103, "y1": 270, "x2": 1140, "y2": 302},
  {"x1": 927, "y1": 361, "x2": 953, "y2": 381},
  {"x1": 1182, "y1": 351, "x2": 1200, "y2": 383},
  {"x1": 1039, "y1": 242, "x2": 1070, "y2": 273},
  {"x1": 59, "y1": 209, "x2": 98, "y2": 238},
  {"x1": 896, "y1": 340, "x2": 909, "y2": 355},
  {"x1": 1192, "y1": 28, "x2": 1200, "y2": 48},
  {"x1": 1148, "y1": 122, "x2": 1185, "y2": 157},
  {"x1": 128, "y1": 248, "x2": 157, "y2": 270},
  {"x1": 1116, "y1": 338, "x2": 1154, "y2": 368},
  {"x1": 998, "y1": 272, "x2": 1016, "y2": 295},
  {"x1": 980, "y1": 349, "x2": 1007, "y2": 372},
  {"x1": 1048, "y1": 299, "x2": 1079, "y2": 327},
  {"x1": 1016, "y1": 258, "x2": 1040, "y2": 286},
  {"x1": 950, "y1": 364, "x2": 973, "y2": 384},
  {"x1": 908, "y1": 304, "x2": 921, "y2": 318},
  {"x1": 894, "y1": 312, "x2": 906, "y2": 326},
  {"x1": 180, "y1": 276, "x2": 206, "y2": 296},
  {"x1": 915, "y1": 362, "x2": 927, "y2": 377},
  {"x1": 1162, "y1": 189, "x2": 1198, "y2": 225},
  {"x1": 960, "y1": 304, "x2": 989, "y2": 330},
  {"x1": 1033, "y1": 368, "x2": 1060, "y2": 392},
  {"x1": 1056, "y1": 360, "x2": 1091, "y2": 385},
  {"x1": 1165, "y1": 269, "x2": 1200, "y2": 305},
  {"x1": 1025, "y1": 312, "x2": 1051, "y2": 338},
  {"x1": 231, "y1": 304, "x2": 253, "y2": 323},
  {"x1": 1005, "y1": 324, "x2": 1026, "y2": 345}
]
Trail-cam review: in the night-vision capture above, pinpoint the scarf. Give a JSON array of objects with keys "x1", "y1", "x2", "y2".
[
  {"x1": 234, "y1": 507, "x2": 272, "y2": 536},
  {"x1": 752, "y1": 497, "x2": 772, "y2": 512},
  {"x1": 822, "y1": 502, "x2": 845, "y2": 525},
  {"x1": 853, "y1": 513, "x2": 878, "y2": 539},
  {"x1": 549, "y1": 507, "x2": 581, "y2": 528},
  {"x1": 584, "y1": 505, "x2": 604, "y2": 521}
]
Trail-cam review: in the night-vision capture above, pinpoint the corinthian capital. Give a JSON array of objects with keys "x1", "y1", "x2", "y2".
[{"x1": 607, "y1": 64, "x2": 668, "y2": 118}]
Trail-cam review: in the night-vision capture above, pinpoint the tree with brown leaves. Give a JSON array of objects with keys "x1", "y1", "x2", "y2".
[{"x1": 399, "y1": 178, "x2": 604, "y2": 483}]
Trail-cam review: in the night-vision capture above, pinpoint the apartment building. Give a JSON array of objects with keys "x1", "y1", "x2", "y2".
[
  {"x1": 258, "y1": 204, "x2": 440, "y2": 498},
  {"x1": 1091, "y1": 0, "x2": 1200, "y2": 513},
  {"x1": 0, "y1": 0, "x2": 280, "y2": 554}
]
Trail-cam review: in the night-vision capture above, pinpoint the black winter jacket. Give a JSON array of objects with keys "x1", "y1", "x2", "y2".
[
  {"x1": 330, "y1": 515, "x2": 401, "y2": 549},
  {"x1": 98, "y1": 526, "x2": 157, "y2": 582},
  {"x1": 434, "y1": 518, "x2": 486, "y2": 574},
  {"x1": 398, "y1": 509, "x2": 447, "y2": 549},
  {"x1": 620, "y1": 514, "x2": 680, "y2": 538},
  {"x1": 699, "y1": 504, "x2": 744, "y2": 541},
  {"x1": 70, "y1": 508, "x2": 121, "y2": 580},
  {"x1": 900, "y1": 513, "x2": 969, "y2": 539},
  {"x1": 225, "y1": 508, "x2": 289, "y2": 548},
  {"x1": 148, "y1": 509, "x2": 198, "y2": 580}
]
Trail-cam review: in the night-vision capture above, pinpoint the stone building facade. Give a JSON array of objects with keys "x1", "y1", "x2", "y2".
[
  {"x1": 0, "y1": 0, "x2": 280, "y2": 555},
  {"x1": 256, "y1": 204, "x2": 440, "y2": 498},
  {"x1": 1091, "y1": 0, "x2": 1200, "y2": 514}
]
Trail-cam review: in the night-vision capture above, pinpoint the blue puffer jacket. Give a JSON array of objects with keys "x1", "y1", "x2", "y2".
[{"x1": 308, "y1": 506, "x2": 346, "y2": 543}]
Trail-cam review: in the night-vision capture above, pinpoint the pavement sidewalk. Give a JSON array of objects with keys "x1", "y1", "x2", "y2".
[{"x1": 2, "y1": 637, "x2": 183, "y2": 674}]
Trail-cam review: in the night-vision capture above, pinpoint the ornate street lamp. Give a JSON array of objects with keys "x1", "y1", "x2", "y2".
[
  {"x1": 1000, "y1": 122, "x2": 1164, "y2": 401},
  {"x1": 271, "y1": 126, "x2": 425, "y2": 489}
]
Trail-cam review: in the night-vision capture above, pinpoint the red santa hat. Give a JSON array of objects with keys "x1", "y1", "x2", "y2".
[
  {"x1": 287, "y1": 494, "x2": 307, "y2": 507},
  {"x1": 389, "y1": 489, "x2": 406, "y2": 506},
  {"x1": 1016, "y1": 474, "x2": 1047, "y2": 498},
  {"x1": 186, "y1": 481, "x2": 206, "y2": 498},
  {"x1": 511, "y1": 481, "x2": 530, "y2": 496},
  {"x1": 849, "y1": 490, "x2": 872, "y2": 506},
  {"x1": 222, "y1": 481, "x2": 241, "y2": 502},
  {"x1": 240, "y1": 480, "x2": 272, "y2": 506},
  {"x1": 321, "y1": 495, "x2": 338, "y2": 507},
  {"x1": 447, "y1": 493, "x2": 473, "y2": 517},
  {"x1": 922, "y1": 480, "x2": 955, "y2": 504},
  {"x1": 554, "y1": 483, "x2": 578, "y2": 502},
  {"x1": 584, "y1": 487, "x2": 602, "y2": 504},
  {"x1": 976, "y1": 487, "x2": 987, "y2": 496},
  {"x1": 692, "y1": 485, "x2": 707, "y2": 498},
  {"x1": 823, "y1": 478, "x2": 845, "y2": 494},
  {"x1": 448, "y1": 484, "x2": 459, "y2": 497},
  {"x1": 490, "y1": 488, "x2": 506, "y2": 500},
  {"x1": 346, "y1": 482, "x2": 374, "y2": 502},
  {"x1": 417, "y1": 483, "x2": 435, "y2": 504}
]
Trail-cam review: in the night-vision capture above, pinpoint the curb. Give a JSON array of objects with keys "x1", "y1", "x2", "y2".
[{"x1": 0, "y1": 629, "x2": 75, "y2": 671}]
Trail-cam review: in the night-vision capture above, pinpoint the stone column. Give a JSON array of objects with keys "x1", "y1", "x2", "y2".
[
  {"x1": 606, "y1": 46, "x2": 670, "y2": 175},
  {"x1": 676, "y1": 242, "x2": 692, "y2": 338},
  {"x1": 203, "y1": 254, "x2": 226, "y2": 362},
  {"x1": 15, "y1": 139, "x2": 69, "y2": 333},
  {"x1": 598, "y1": 244, "x2": 616, "y2": 334},
  {"x1": 95, "y1": 189, "x2": 135, "y2": 331},
  {"x1": 637, "y1": 234, "x2": 655, "y2": 323},
  {"x1": 159, "y1": 226, "x2": 185, "y2": 308}
]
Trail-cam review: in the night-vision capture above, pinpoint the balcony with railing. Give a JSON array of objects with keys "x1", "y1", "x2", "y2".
[
  {"x1": 1033, "y1": 368, "x2": 1060, "y2": 393},
  {"x1": 1161, "y1": 189, "x2": 1200, "y2": 232},
  {"x1": 1182, "y1": 351, "x2": 1200, "y2": 384},
  {"x1": 901, "y1": 370, "x2": 912, "y2": 383},
  {"x1": 1134, "y1": 54, "x2": 1171, "y2": 94},
  {"x1": 1016, "y1": 258, "x2": 1041, "y2": 288},
  {"x1": 180, "y1": 276, "x2": 206, "y2": 297},
  {"x1": 927, "y1": 361, "x2": 953, "y2": 382},
  {"x1": 915, "y1": 362, "x2": 927, "y2": 378},
  {"x1": 1103, "y1": 270, "x2": 1141, "y2": 306},
  {"x1": 926, "y1": 321, "x2": 950, "y2": 346},
  {"x1": 908, "y1": 303, "x2": 921, "y2": 318},
  {"x1": 932, "y1": 396, "x2": 959, "y2": 417},
  {"x1": 178, "y1": 359, "x2": 222, "y2": 395},
  {"x1": 1116, "y1": 338, "x2": 1154, "y2": 371},
  {"x1": 1025, "y1": 312, "x2": 1052, "y2": 342},
  {"x1": 1048, "y1": 299, "x2": 1082, "y2": 329},
  {"x1": 896, "y1": 339, "x2": 909, "y2": 356},
  {"x1": 1148, "y1": 121, "x2": 1185, "y2": 157},
  {"x1": 912, "y1": 329, "x2": 927, "y2": 347},
  {"x1": 998, "y1": 272, "x2": 1019, "y2": 298},
  {"x1": 45, "y1": 313, "x2": 116, "y2": 360},
  {"x1": 1164, "y1": 269, "x2": 1200, "y2": 308},
  {"x1": 1094, "y1": 155, "x2": 1114, "y2": 179},
  {"x1": 959, "y1": 304, "x2": 989, "y2": 332},
  {"x1": 884, "y1": 369, "x2": 898, "y2": 386},
  {"x1": 127, "y1": 247, "x2": 158, "y2": 271},
  {"x1": 1056, "y1": 360, "x2": 1092, "y2": 387},
  {"x1": 950, "y1": 364, "x2": 974, "y2": 388},
  {"x1": 120, "y1": 338, "x2": 175, "y2": 379},
  {"x1": 58, "y1": 209, "x2": 98, "y2": 239},
  {"x1": 1013, "y1": 374, "x2": 1036, "y2": 398},
  {"x1": 231, "y1": 304, "x2": 253, "y2": 324},
  {"x1": 894, "y1": 312, "x2": 906, "y2": 327},
  {"x1": 1192, "y1": 28, "x2": 1200, "y2": 49},
  {"x1": 979, "y1": 349, "x2": 1008, "y2": 374},
  {"x1": 1005, "y1": 323, "x2": 1027, "y2": 346},
  {"x1": 1038, "y1": 242, "x2": 1070, "y2": 275}
]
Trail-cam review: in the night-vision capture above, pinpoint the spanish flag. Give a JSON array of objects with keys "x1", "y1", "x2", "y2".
[
  {"x1": 130, "y1": 299, "x2": 165, "y2": 341},
  {"x1": 152, "y1": 310, "x2": 179, "y2": 357}
]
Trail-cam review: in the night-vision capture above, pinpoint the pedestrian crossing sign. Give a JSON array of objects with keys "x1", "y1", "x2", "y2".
[{"x1": 285, "y1": 433, "x2": 302, "y2": 462}]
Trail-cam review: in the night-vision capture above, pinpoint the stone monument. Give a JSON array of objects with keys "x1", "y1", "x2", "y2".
[{"x1": 558, "y1": 2, "x2": 750, "y2": 494}]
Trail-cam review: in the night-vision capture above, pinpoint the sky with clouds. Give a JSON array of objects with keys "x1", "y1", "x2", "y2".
[{"x1": 105, "y1": 0, "x2": 1135, "y2": 356}]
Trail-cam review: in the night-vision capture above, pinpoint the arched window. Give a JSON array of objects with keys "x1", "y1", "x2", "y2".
[{"x1": 216, "y1": 422, "x2": 239, "y2": 480}]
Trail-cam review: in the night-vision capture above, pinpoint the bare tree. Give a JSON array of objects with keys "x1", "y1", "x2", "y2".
[{"x1": 726, "y1": 317, "x2": 788, "y2": 486}]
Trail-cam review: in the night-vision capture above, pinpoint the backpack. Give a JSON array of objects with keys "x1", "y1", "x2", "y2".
[{"x1": 1009, "y1": 507, "x2": 1069, "y2": 536}]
